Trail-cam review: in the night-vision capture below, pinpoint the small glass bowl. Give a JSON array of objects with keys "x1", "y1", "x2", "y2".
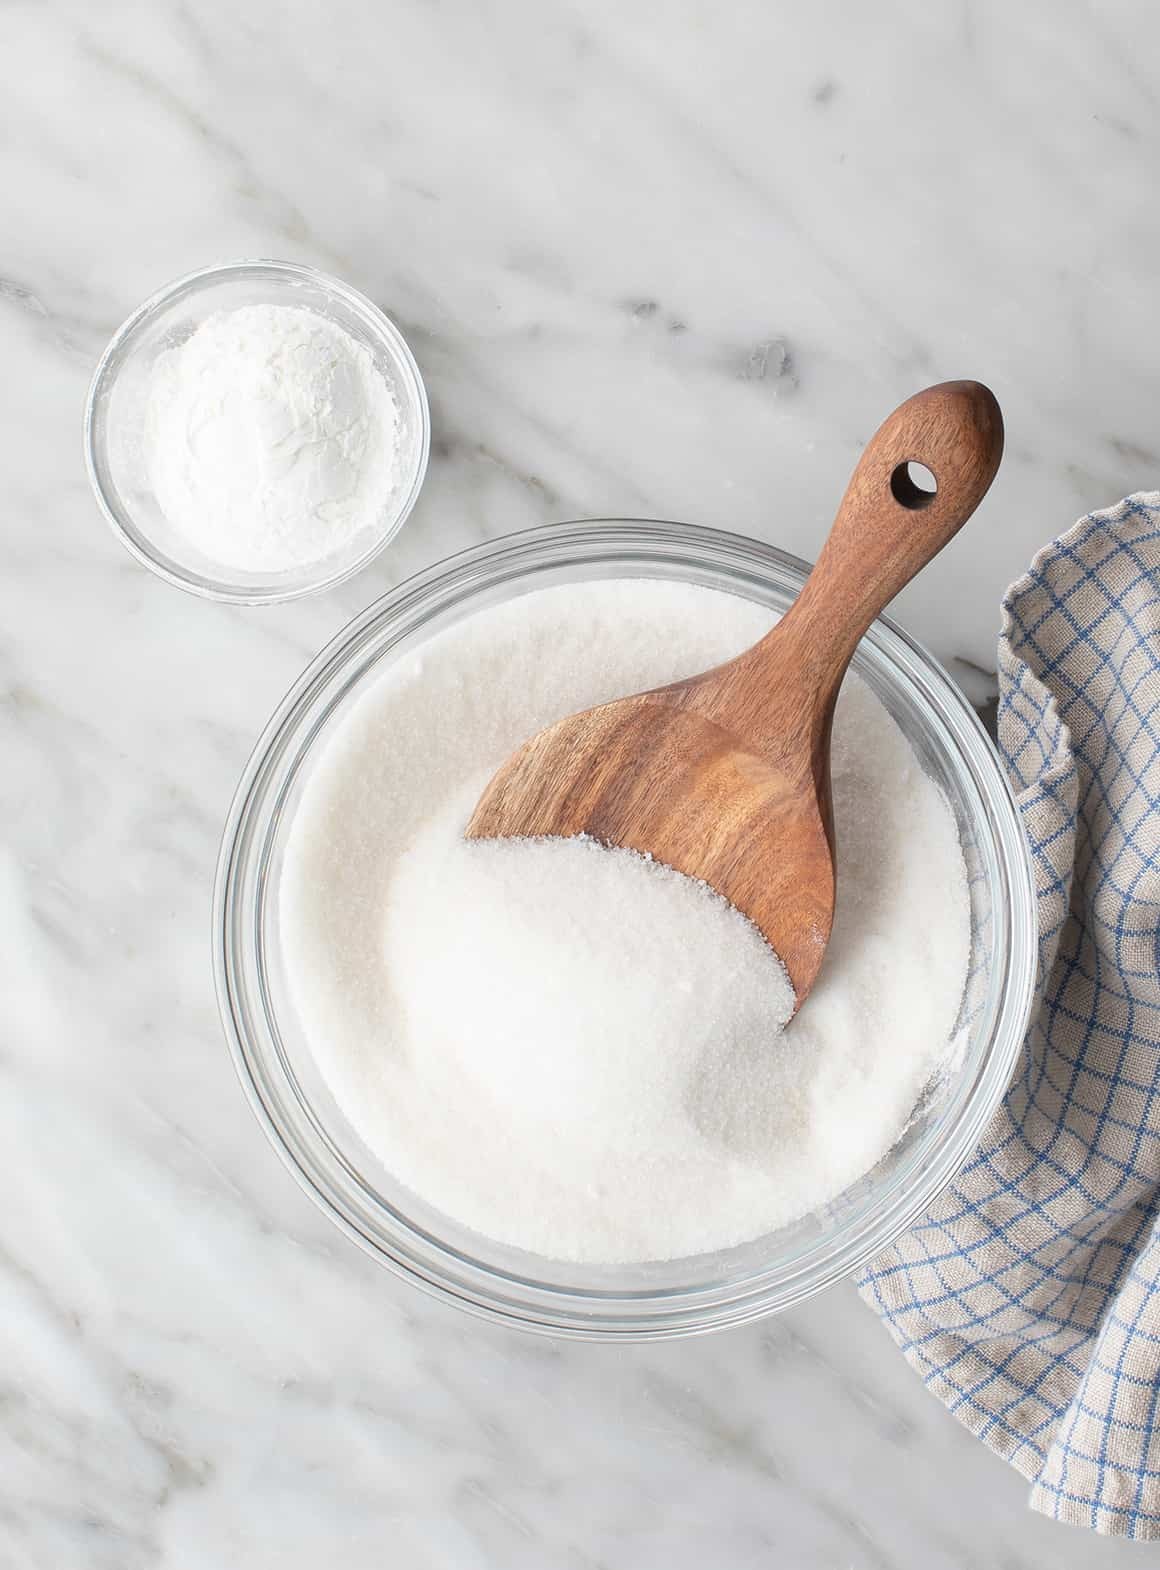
[
  {"x1": 215, "y1": 520, "x2": 1037, "y2": 1338},
  {"x1": 84, "y1": 260, "x2": 430, "y2": 604}
]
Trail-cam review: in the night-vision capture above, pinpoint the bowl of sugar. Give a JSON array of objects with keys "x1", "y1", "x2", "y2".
[
  {"x1": 85, "y1": 259, "x2": 430, "y2": 603},
  {"x1": 216, "y1": 520, "x2": 1037, "y2": 1337}
]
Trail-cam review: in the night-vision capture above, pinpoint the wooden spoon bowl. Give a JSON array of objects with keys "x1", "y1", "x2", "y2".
[{"x1": 467, "y1": 382, "x2": 1003, "y2": 1010}]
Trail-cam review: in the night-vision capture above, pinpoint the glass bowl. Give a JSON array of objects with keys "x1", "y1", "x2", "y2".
[
  {"x1": 214, "y1": 520, "x2": 1036, "y2": 1338},
  {"x1": 84, "y1": 259, "x2": 430, "y2": 604}
]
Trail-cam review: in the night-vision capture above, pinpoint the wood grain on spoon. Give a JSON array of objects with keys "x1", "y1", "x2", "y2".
[{"x1": 467, "y1": 382, "x2": 1004, "y2": 1010}]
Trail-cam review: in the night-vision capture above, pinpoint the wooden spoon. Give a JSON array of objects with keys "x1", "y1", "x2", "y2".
[{"x1": 467, "y1": 382, "x2": 1003, "y2": 1010}]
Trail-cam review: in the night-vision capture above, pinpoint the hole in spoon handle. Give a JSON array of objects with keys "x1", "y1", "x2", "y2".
[{"x1": 890, "y1": 461, "x2": 938, "y2": 510}]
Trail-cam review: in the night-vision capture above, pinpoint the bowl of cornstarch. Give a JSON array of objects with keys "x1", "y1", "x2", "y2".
[
  {"x1": 215, "y1": 520, "x2": 1038, "y2": 1337},
  {"x1": 85, "y1": 259, "x2": 429, "y2": 603}
]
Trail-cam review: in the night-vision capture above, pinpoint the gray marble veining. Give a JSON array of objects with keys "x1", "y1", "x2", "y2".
[{"x1": 3, "y1": 1, "x2": 1157, "y2": 1564}]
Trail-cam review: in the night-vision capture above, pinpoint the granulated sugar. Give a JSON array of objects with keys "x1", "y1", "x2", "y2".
[{"x1": 280, "y1": 579, "x2": 970, "y2": 1263}]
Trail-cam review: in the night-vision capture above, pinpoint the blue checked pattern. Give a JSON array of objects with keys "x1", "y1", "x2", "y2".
[{"x1": 859, "y1": 494, "x2": 1160, "y2": 1540}]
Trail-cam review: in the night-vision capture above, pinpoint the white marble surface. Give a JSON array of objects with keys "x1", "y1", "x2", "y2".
[{"x1": 3, "y1": 2, "x2": 1157, "y2": 1563}]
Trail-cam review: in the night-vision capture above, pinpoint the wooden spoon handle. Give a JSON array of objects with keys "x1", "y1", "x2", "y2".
[{"x1": 770, "y1": 380, "x2": 1003, "y2": 695}]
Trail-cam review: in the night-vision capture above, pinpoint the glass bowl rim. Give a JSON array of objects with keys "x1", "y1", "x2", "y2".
[
  {"x1": 83, "y1": 257, "x2": 432, "y2": 606},
  {"x1": 214, "y1": 518, "x2": 1037, "y2": 1338}
]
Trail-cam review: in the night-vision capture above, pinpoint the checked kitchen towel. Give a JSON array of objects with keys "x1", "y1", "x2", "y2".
[{"x1": 860, "y1": 493, "x2": 1160, "y2": 1540}]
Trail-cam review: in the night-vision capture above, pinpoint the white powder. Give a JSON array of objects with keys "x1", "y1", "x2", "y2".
[
  {"x1": 280, "y1": 579, "x2": 971, "y2": 1263},
  {"x1": 145, "y1": 304, "x2": 399, "y2": 573}
]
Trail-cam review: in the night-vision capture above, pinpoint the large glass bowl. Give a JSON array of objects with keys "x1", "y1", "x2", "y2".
[{"x1": 214, "y1": 520, "x2": 1036, "y2": 1338}]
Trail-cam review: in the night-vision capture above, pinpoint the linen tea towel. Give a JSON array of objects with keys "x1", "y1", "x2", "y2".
[{"x1": 860, "y1": 493, "x2": 1160, "y2": 1540}]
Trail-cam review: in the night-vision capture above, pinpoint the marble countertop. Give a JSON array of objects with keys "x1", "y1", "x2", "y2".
[{"x1": 4, "y1": 2, "x2": 1156, "y2": 1564}]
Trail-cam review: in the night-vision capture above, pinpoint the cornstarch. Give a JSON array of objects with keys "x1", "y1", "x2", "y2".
[{"x1": 145, "y1": 303, "x2": 399, "y2": 573}]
